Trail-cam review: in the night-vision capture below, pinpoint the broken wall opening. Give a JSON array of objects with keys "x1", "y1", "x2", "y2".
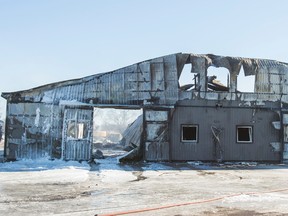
[
  {"x1": 237, "y1": 67, "x2": 255, "y2": 92},
  {"x1": 179, "y1": 63, "x2": 199, "y2": 91},
  {"x1": 93, "y1": 107, "x2": 142, "y2": 158},
  {"x1": 207, "y1": 67, "x2": 229, "y2": 91}
]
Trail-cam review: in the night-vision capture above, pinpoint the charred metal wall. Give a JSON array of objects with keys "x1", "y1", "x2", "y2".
[
  {"x1": 3, "y1": 54, "x2": 182, "y2": 107},
  {"x1": 169, "y1": 99, "x2": 281, "y2": 162},
  {"x1": 282, "y1": 113, "x2": 288, "y2": 161},
  {"x1": 144, "y1": 109, "x2": 170, "y2": 161},
  {"x1": 4, "y1": 53, "x2": 288, "y2": 108},
  {"x1": 5, "y1": 103, "x2": 62, "y2": 160},
  {"x1": 2, "y1": 52, "x2": 288, "y2": 162},
  {"x1": 4, "y1": 102, "x2": 94, "y2": 161},
  {"x1": 61, "y1": 107, "x2": 93, "y2": 160}
]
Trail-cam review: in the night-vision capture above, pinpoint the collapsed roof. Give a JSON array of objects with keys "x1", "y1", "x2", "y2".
[{"x1": 2, "y1": 53, "x2": 288, "y2": 107}]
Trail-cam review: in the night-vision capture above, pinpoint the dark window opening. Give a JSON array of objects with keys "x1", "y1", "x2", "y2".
[
  {"x1": 182, "y1": 125, "x2": 198, "y2": 142},
  {"x1": 237, "y1": 126, "x2": 253, "y2": 143}
]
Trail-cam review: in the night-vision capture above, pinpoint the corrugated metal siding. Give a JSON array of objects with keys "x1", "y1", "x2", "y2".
[
  {"x1": 124, "y1": 65, "x2": 138, "y2": 103},
  {"x1": 4, "y1": 52, "x2": 288, "y2": 162},
  {"x1": 12, "y1": 54, "x2": 180, "y2": 107},
  {"x1": 4, "y1": 53, "x2": 288, "y2": 107},
  {"x1": 170, "y1": 100, "x2": 281, "y2": 162},
  {"x1": 163, "y1": 55, "x2": 179, "y2": 104},
  {"x1": 255, "y1": 66, "x2": 288, "y2": 98},
  {"x1": 49, "y1": 105, "x2": 62, "y2": 158},
  {"x1": 6, "y1": 103, "x2": 60, "y2": 160},
  {"x1": 144, "y1": 109, "x2": 170, "y2": 161},
  {"x1": 282, "y1": 113, "x2": 288, "y2": 161},
  {"x1": 62, "y1": 108, "x2": 93, "y2": 160},
  {"x1": 223, "y1": 108, "x2": 280, "y2": 161},
  {"x1": 63, "y1": 140, "x2": 91, "y2": 160},
  {"x1": 53, "y1": 84, "x2": 85, "y2": 102},
  {"x1": 170, "y1": 106, "x2": 215, "y2": 161},
  {"x1": 121, "y1": 115, "x2": 143, "y2": 148}
]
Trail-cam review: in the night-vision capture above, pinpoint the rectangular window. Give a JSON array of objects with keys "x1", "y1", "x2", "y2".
[
  {"x1": 237, "y1": 126, "x2": 253, "y2": 143},
  {"x1": 182, "y1": 124, "x2": 198, "y2": 142}
]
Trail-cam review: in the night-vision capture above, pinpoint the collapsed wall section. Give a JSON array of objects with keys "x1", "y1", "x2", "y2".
[{"x1": 179, "y1": 54, "x2": 288, "y2": 100}]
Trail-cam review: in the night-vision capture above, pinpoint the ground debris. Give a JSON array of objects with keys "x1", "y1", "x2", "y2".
[{"x1": 130, "y1": 171, "x2": 148, "y2": 182}]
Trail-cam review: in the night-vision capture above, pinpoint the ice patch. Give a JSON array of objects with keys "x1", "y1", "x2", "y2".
[
  {"x1": 143, "y1": 162, "x2": 174, "y2": 171},
  {"x1": 223, "y1": 194, "x2": 280, "y2": 203},
  {"x1": 100, "y1": 170, "x2": 135, "y2": 183}
]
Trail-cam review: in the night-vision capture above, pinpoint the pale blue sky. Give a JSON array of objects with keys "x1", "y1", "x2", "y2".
[{"x1": 0, "y1": 0, "x2": 288, "y2": 119}]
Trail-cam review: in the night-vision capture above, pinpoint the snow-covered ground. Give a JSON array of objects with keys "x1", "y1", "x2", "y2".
[
  {"x1": 0, "y1": 158, "x2": 90, "y2": 172},
  {"x1": 0, "y1": 154, "x2": 288, "y2": 216}
]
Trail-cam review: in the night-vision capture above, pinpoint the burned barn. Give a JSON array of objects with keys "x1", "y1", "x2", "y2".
[{"x1": 2, "y1": 53, "x2": 288, "y2": 163}]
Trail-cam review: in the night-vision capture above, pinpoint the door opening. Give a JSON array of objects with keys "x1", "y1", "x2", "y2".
[{"x1": 93, "y1": 108, "x2": 142, "y2": 158}]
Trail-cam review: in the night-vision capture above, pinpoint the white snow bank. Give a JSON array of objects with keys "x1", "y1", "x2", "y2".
[
  {"x1": 0, "y1": 168, "x2": 89, "y2": 185},
  {"x1": 0, "y1": 159, "x2": 90, "y2": 185},
  {"x1": 0, "y1": 158, "x2": 90, "y2": 172}
]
